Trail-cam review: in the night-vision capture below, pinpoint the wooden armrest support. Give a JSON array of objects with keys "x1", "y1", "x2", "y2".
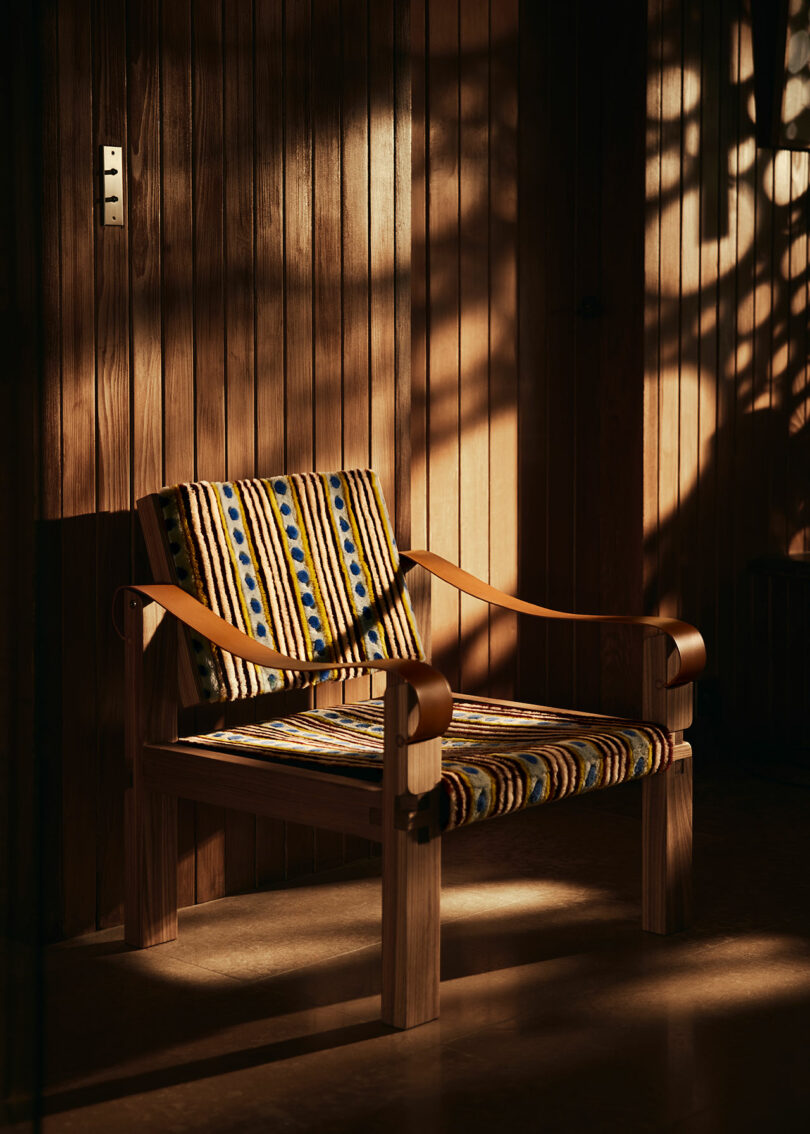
[
  {"x1": 402, "y1": 549, "x2": 706, "y2": 688},
  {"x1": 120, "y1": 583, "x2": 453, "y2": 743}
]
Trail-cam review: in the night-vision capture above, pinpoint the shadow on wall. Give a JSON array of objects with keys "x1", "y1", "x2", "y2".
[{"x1": 645, "y1": 0, "x2": 809, "y2": 730}]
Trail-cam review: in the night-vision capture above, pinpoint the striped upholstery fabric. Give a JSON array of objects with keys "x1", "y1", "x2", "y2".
[
  {"x1": 157, "y1": 469, "x2": 423, "y2": 702},
  {"x1": 182, "y1": 698, "x2": 673, "y2": 831}
]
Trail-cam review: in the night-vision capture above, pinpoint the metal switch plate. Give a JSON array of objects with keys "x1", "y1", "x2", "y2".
[{"x1": 101, "y1": 146, "x2": 124, "y2": 226}]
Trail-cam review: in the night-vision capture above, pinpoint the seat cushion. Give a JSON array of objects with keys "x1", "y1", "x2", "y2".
[{"x1": 181, "y1": 697, "x2": 673, "y2": 830}]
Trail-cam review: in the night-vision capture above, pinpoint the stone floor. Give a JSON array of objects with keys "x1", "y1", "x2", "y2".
[{"x1": 34, "y1": 756, "x2": 810, "y2": 1132}]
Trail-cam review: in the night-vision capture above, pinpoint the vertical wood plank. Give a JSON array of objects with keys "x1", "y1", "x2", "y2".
[
  {"x1": 59, "y1": 0, "x2": 98, "y2": 938},
  {"x1": 160, "y1": 0, "x2": 196, "y2": 908},
  {"x1": 222, "y1": 0, "x2": 258, "y2": 898},
  {"x1": 94, "y1": 0, "x2": 130, "y2": 929},
  {"x1": 38, "y1": 0, "x2": 64, "y2": 941},
  {"x1": 427, "y1": 0, "x2": 461, "y2": 691},
  {"x1": 543, "y1": 0, "x2": 577, "y2": 708},
  {"x1": 192, "y1": 0, "x2": 227, "y2": 904},
  {"x1": 489, "y1": 0, "x2": 518, "y2": 701},
  {"x1": 312, "y1": 0, "x2": 346, "y2": 871},
  {"x1": 254, "y1": 0, "x2": 288, "y2": 888},
  {"x1": 342, "y1": 0, "x2": 374, "y2": 727},
  {"x1": 283, "y1": 0, "x2": 317, "y2": 879},
  {"x1": 458, "y1": 0, "x2": 490, "y2": 695}
]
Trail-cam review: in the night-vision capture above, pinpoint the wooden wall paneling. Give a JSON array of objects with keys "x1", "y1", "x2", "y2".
[
  {"x1": 643, "y1": 0, "x2": 663, "y2": 663},
  {"x1": 410, "y1": 0, "x2": 429, "y2": 644},
  {"x1": 59, "y1": 0, "x2": 98, "y2": 938},
  {"x1": 222, "y1": 0, "x2": 258, "y2": 896},
  {"x1": 253, "y1": 0, "x2": 288, "y2": 889},
  {"x1": 342, "y1": 0, "x2": 374, "y2": 733},
  {"x1": 571, "y1": 2, "x2": 605, "y2": 711},
  {"x1": 457, "y1": 0, "x2": 490, "y2": 694},
  {"x1": 712, "y1": 1, "x2": 740, "y2": 712},
  {"x1": 695, "y1": 0, "x2": 720, "y2": 689},
  {"x1": 284, "y1": 0, "x2": 316, "y2": 879},
  {"x1": 678, "y1": 0, "x2": 702, "y2": 639},
  {"x1": 730, "y1": 13, "x2": 758, "y2": 716},
  {"x1": 38, "y1": 0, "x2": 65, "y2": 942},
  {"x1": 488, "y1": 0, "x2": 518, "y2": 701},
  {"x1": 160, "y1": 0, "x2": 196, "y2": 908},
  {"x1": 542, "y1": 0, "x2": 577, "y2": 709},
  {"x1": 516, "y1": 0, "x2": 549, "y2": 704},
  {"x1": 427, "y1": 0, "x2": 461, "y2": 691},
  {"x1": 370, "y1": 0, "x2": 398, "y2": 713},
  {"x1": 787, "y1": 150, "x2": 809, "y2": 558},
  {"x1": 370, "y1": 0, "x2": 397, "y2": 516},
  {"x1": 312, "y1": 0, "x2": 346, "y2": 872},
  {"x1": 94, "y1": 0, "x2": 130, "y2": 929},
  {"x1": 656, "y1": 0, "x2": 683, "y2": 629},
  {"x1": 192, "y1": 0, "x2": 227, "y2": 903},
  {"x1": 394, "y1": 0, "x2": 413, "y2": 548}
]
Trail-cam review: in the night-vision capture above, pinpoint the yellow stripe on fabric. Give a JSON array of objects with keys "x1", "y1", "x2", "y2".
[
  {"x1": 265, "y1": 480, "x2": 316, "y2": 665},
  {"x1": 338, "y1": 472, "x2": 388, "y2": 652},
  {"x1": 289, "y1": 477, "x2": 337, "y2": 679},
  {"x1": 319, "y1": 472, "x2": 369, "y2": 664},
  {"x1": 367, "y1": 472, "x2": 425, "y2": 658},
  {"x1": 292, "y1": 476, "x2": 342, "y2": 679}
]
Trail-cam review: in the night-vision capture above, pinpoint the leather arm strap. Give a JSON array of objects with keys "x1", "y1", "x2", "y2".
[
  {"x1": 402, "y1": 549, "x2": 706, "y2": 688},
  {"x1": 120, "y1": 583, "x2": 453, "y2": 743}
]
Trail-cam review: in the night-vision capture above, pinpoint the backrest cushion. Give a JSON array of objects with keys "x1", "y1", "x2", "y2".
[{"x1": 154, "y1": 469, "x2": 424, "y2": 702}]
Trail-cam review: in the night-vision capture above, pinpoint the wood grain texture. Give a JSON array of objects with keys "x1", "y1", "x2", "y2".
[
  {"x1": 124, "y1": 598, "x2": 178, "y2": 947},
  {"x1": 644, "y1": 0, "x2": 810, "y2": 733},
  {"x1": 381, "y1": 674, "x2": 441, "y2": 1028},
  {"x1": 642, "y1": 756, "x2": 693, "y2": 934},
  {"x1": 59, "y1": 0, "x2": 98, "y2": 938},
  {"x1": 40, "y1": 0, "x2": 411, "y2": 935},
  {"x1": 94, "y1": 0, "x2": 130, "y2": 930}
]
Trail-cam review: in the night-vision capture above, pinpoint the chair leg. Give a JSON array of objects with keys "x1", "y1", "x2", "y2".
[
  {"x1": 642, "y1": 756, "x2": 692, "y2": 934},
  {"x1": 381, "y1": 823, "x2": 441, "y2": 1029},
  {"x1": 124, "y1": 784, "x2": 178, "y2": 947}
]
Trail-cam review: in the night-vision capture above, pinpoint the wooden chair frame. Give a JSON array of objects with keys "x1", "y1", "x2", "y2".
[{"x1": 123, "y1": 510, "x2": 704, "y2": 1030}]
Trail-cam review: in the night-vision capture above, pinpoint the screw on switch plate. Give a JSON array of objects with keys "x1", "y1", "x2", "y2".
[{"x1": 101, "y1": 146, "x2": 124, "y2": 226}]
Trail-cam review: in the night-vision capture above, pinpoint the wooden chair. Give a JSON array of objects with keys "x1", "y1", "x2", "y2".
[{"x1": 122, "y1": 469, "x2": 705, "y2": 1029}]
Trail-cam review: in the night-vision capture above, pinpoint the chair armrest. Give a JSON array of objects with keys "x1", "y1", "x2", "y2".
[
  {"x1": 120, "y1": 584, "x2": 453, "y2": 743},
  {"x1": 401, "y1": 549, "x2": 706, "y2": 688}
]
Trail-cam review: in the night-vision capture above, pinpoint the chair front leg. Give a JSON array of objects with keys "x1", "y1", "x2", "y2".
[
  {"x1": 381, "y1": 674, "x2": 442, "y2": 1029},
  {"x1": 641, "y1": 633, "x2": 694, "y2": 934},
  {"x1": 124, "y1": 593, "x2": 179, "y2": 947}
]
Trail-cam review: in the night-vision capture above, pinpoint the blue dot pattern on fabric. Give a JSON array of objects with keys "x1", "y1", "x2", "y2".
[
  {"x1": 302, "y1": 593, "x2": 315, "y2": 608},
  {"x1": 228, "y1": 507, "x2": 239, "y2": 520},
  {"x1": 239, "y1": 552, "x2": 250, "y2": 565},
  {"x1": 274, "y1": 481, "x2": 286, "y2": 494},
  {"x1": 280, "y1": 502, "x2": 291, "y2": 516},
  {"x1": 251, "y1": 599, "x2": 261, "y2": 613},
  {"x1": 233, "y1": 529, "x2": 244, "y2": 544},
  {"x1": 292, "y1": 547, "x2": 304, "y2": 562},
  {"x1": 286, "y1": 525, "x2": 298, "y2": 539},
  {"x1": 334, "y1": 496, "x2": 344, "y2": 509},
  {"x1": 245, "y1": 575, "x2": 255, "y2": 590},
  {"x1": 308, "y1": 616, "x2": 321, "y2": 629},
  {"x1": 344, "y1": 539, "x2": 355, "y2": 553},
  {"x1": 330, "y1": 475, "x2": 340, "y2": 488},
  {"x1": 297, "y1": 570, "x2": 309, "y2": 583},
  {"x1": 257, "y1": 623, "x2": 267, "y2": 637},
  {"x1": 355, "y1": 583, "x2": 366, "y2": 596},
  {"x1": 223, "y1": 484, "x2": 233, "y2": 498},
  {"x1": 350, "y1": 562, "x2": 360, "y2": 575}
]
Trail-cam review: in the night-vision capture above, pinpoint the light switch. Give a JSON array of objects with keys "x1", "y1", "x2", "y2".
[{"x1": 101, "y1": 146, "x2": 124, "y2": 227}]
